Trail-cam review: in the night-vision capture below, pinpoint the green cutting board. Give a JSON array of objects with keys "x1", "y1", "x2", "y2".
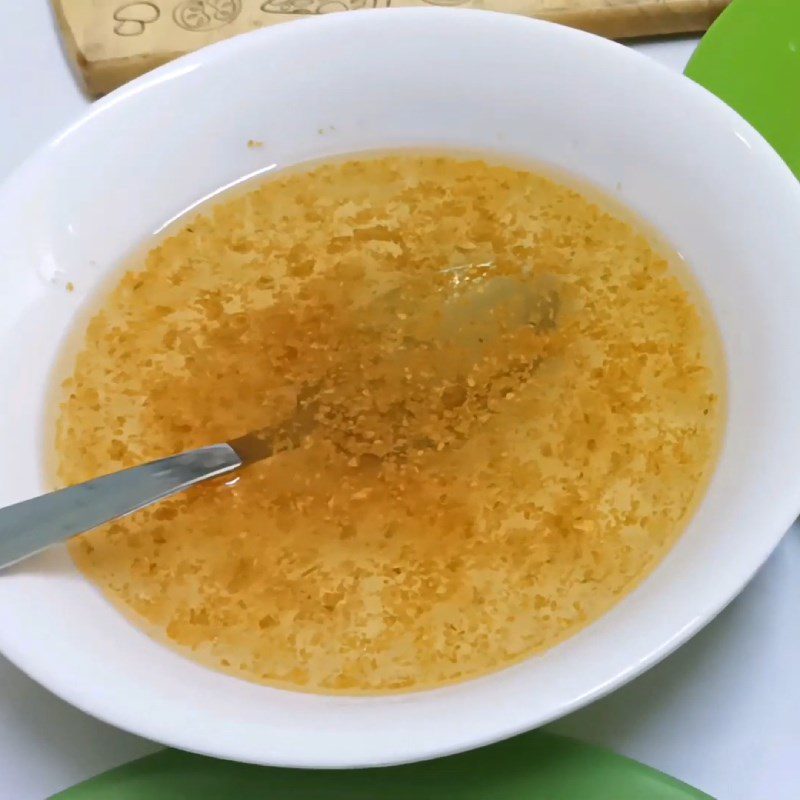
[
  {"x1": 686, "y1": 0, "x2": 800, "y2": 178},
  {"x1": 53, "y1": 731, "x2": 711, "y2": 799}
]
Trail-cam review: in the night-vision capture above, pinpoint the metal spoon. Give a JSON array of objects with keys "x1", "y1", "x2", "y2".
[
  {"x1": 0, "y1": 274, "x2": 558, "y2": 570},
  {"x1": 0, "y1": 405, "x2": 316, "y2": 570}
]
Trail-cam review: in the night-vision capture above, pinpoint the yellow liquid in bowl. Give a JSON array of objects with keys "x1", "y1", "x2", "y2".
[{"x1": 53, "y1": 154, "x2": 724, "y2": 694}]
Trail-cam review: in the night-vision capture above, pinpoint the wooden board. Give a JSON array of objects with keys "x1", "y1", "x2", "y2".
[{"x1": 54, "y1": 0, "x2": 730, "y2": 96}]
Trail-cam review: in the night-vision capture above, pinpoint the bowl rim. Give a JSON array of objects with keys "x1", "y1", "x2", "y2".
[{"x1": 2, "y1": 7, "x2": 800, "y2": 769}]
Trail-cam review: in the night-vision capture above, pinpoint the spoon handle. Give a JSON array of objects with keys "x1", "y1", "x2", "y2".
[{"x1": 0, "y1": 445, "x2": 241, "y2": 570}]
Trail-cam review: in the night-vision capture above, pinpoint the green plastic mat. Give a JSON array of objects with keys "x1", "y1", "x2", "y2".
[{"x1": 52, "y1": 731, "x2": 711, "y2": 799}]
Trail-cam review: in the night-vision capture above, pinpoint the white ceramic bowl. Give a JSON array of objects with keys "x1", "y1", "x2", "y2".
[{"x1": 1, "y1": 8, "x2": 799, "y2": 769}]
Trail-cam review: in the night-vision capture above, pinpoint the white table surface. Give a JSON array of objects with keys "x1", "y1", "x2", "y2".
[{"x1": 2, "y1": 5, "x2": 799, "y2": 799}]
